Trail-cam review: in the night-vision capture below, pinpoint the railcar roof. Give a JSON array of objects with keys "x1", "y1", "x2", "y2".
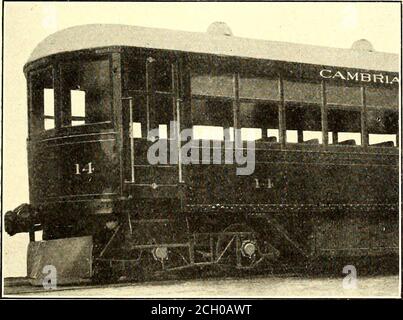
[{"x1": 27, "y1": 24, "x2": 398, "y2": 72}]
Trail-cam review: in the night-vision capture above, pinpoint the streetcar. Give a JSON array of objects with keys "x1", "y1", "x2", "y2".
[{"x1": 5, "y1": 23, "x2": 399, "y2": 284}]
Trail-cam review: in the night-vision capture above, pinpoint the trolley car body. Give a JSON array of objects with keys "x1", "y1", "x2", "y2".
[{"x1": 6, "y1": 24, "x2": 399, "y2": 283}]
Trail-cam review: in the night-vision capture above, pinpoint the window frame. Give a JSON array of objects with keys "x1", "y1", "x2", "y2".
[
  {"x1": 324, "y1": 83, "x2": 398, "y2": 149},
  {"x1": 28, "y1": 65, "x2": 56, "y2": 137},
  {"x1": 58, "y1": 54, "x2": 114, "y2": 129},
  {"x1": 27, "y1": 52, "x2": 118, "y2": 139},
  {"x1": 366, "y1": 104, "x2": 399, "y2": 148},
  {"x1": 122, "y1": 52, "x2": 178, "y2": 140},
  {"x1": 326, "y1": 102, "x2": 363, "y2": 147},
  {"x1": 189, "y1": 61, "x2": 284, "y2": 145},
  {"x1": 284, "y1": 100, "x2": 324, "y2": 145},
  {"x1": 238, "y1": 97, "x2": 282, "y2": 144},
  {"x1": 190, "y1": 95, "x2": 234, "y2": 141},
  {"x1": 186, "y1": 60, "x2": 399, "y2": 151},
  {"x1": 278, "y1": 77, "x2": 326, "y2": 147}
]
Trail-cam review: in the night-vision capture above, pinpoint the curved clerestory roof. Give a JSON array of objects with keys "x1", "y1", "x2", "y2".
[{"x1": 26, "y1": 24, "x2": 398, "y2": 72}]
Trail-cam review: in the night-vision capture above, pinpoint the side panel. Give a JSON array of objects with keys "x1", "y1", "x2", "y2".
[
  {"x1": 183, "y1": 145, "x2": 398, "y2": 209},
  {"x1": 182, "y1": 145, "x2": 398, "y2": 256},
  {"x1": 314, "y1": 212, "x2": 399, "y2": 256},
  {"x1": 28, "y1": 131, "x2": 120, "y2": 205}
]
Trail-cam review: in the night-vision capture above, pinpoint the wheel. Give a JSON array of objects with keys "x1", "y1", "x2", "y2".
[
  {"x1": 129, "y1": 221, "x2": 191, "y2": 277},
  {"x1": 215, "y1": 223, "x2": 258, "y2": 269}
]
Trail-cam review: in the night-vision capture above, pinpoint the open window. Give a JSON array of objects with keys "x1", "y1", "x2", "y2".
[
  {"x1": 328, "y1": 107, "x2": 362, "y2": 146},
  {"x1": 283, "y1": 80, "x2": 323, "y2": 144},
  {"x1": 30, "y1": 67, "x2": 55, "y2": 134},
  {"x1": 285, "y1": 104, "x2": 323, "y2": 144},
  {"x1": 191, "y1": 98, "x2": 233, "y2": 141},
  {"x1": 191, "y1": 69, "x2": 234, "y2": 141},
  {"x1": 367, "y1": 108, "x2": 398, "y2": 147},
  {"x1": 60, "y1": 57, "x2": 112, "y2": 127},
  {"x1": 44, "y1": 88, "x2": 55, "y2": 130},
  {"x1": 326, "y1": 84, "x2": 362, "y2": 146},
  {"x1": 238, "y1": 75, "x2": 279, "y2": 142},
  {"x1": 239, "y1": 102, "x2": 279, "y2": 142},
  {"x1": 366, "y1": 87, "x2": 398, "y2": 147}
]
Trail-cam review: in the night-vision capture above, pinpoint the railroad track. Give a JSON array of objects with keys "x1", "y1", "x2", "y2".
[
  {"x1": 4, "y1": 256, "x2": 398, "y2": 296},
  {"x1": 4, "y1": 268, "x2": 305, "y2": 295}
]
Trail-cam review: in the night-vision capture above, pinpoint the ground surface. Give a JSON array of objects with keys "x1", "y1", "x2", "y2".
[{"x1": 4, "y1": 274, "x2": 400, "y2": 298}]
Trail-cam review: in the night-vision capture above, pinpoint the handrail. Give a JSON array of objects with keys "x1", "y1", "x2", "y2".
[{"x1": 122, "y1": 97, "x2": 135, "y2": 183}]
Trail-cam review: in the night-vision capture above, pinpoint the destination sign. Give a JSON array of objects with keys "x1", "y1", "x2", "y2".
[{"x1": 320, "y1": 69, "x2": 399, "y2": 84}]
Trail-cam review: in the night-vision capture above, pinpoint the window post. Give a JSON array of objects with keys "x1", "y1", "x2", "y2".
[
  {"x1": 233, "y1": 72, "x2": 241, "y2": 147},
  {"x1": 321, "y1": 80, "x2": 328, "y2": 146},
  {"x1": 27, "y1": 76, "x2": 33, "y2": 138},
  {"x1": 171, "y1": 62, "x2": 178, "y2": 139},
  {"x1": 54, "y1": 64, "x2": 62, "y2": 129},
  {"x1": 278, "y1": 76, "x2": 286, "y2": 147},
  {"x1": 297, "y1": 130, "x2": 304, "y2": 143},
  {"x1": 172, "y1": 61, "x2": 184, "y2": 183},
  {"x1": 146, "y1": 57, "x2": 155, "y2": 139},
  {"x1": 111, "y1": 52, "x2": 125, "y2": 191},
  {"x1": 30, "y1": 70, "x2": 45, "y2": 134},
  {"x1": 332, "y1": 132, "x2": 338, "y2": 144},
  {"x1": 361, "y1": 86, "x2": 368, "y2": 147},
  {"x1": 59, "y1": 65, "x2": 71, "y2": 127}
]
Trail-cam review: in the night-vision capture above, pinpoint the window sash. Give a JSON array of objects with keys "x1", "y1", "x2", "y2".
[{"x1": 60, "y1": 56, "x2": 113, "y2": 128}]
